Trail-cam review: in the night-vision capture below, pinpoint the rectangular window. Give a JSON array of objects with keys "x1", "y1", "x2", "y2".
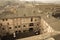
[
  {"x1": 0, "y1": 23, "x2": 2, "y2": 26},
  {"x1": 18, "y1": 25, "x2": 20, "y2": 28},
  {"x1": 6, "y1": 19, "x2": 8, "y2": 21},
  {"x1": 7, "y1": 23, "x2": 9, "y2": 25},
  {"x1": 15, "y1": 26, "x2": 17, "y2": 28},
  {"x1": 29, "y1": 23, "x2": 34, "y2": 26},
  {"x1": 23, "y1": 25, "x2": 26, "y2": 27},
  {"x1": 9, "y1": 27, "x2": 12, "y2": 29},
  {"x1": 2, "y1": 28, "x2": 5, "y2": 30},
  {"x1": 2, "y1": 19, "x2": 4, "y2": 21}
]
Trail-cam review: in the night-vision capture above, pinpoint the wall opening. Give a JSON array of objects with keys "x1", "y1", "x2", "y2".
[{"x1": 29, "y1": 28, "x2": 33, "y2": 32}]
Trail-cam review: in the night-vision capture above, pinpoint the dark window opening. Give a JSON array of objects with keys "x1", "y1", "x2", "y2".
[
  {"x1": 19, "y1": 31, "x2": 21, "y2": 33},
  {"x1": 29, "y1": 23, "x2": 34, "y2": 26},
  {"x1": 23, "y1": 25, "x2": 26, "y2": 27},
  {"x1": 29, "y1": 28, "x2": 33, "y2": 32},
  {"x1": 7, "y1": 23, "x2": 9, "y2": 25},
  {"x1": 31, "y1": 18, "x2": 33, "y2": 22},
  {"x1": 2, "y1": 28, "x2": 5, "y2": 30},
  {"x1": 18, "y1": 25, "x2": 20, "y2": 28},
  {"x1": 0, "y1": 23, "x2": 2, "y2": 26},
  {"x1": 9, "y1": 27, "x2": 12, "y2": 29},
  {"x1": 35, "y1": 19, "x2": 37, "y2": 21},
  {"x1": 2, "y1": 19, "x2": 4, "y2": 21},
  {"x1": 37, "y1": 24, "x2": 39, "y2": 26},
  {"x1": 15, "y1": 26, "x2": 17, "y2": 28},
  {"x1": 6, "y1": 19, "x2": 8, "y2": 21},
  {"x1": 23, "y1": 30, "x2": 26, "y2": 32},
  {"x1": 15, "y1": 31, "x2": 17, "y2": 32},
  {"x1": 15, "y1": 31, "x2": 18, "y2": 34}
]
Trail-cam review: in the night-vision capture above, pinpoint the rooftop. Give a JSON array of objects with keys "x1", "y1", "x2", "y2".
[{"x1": 0, "y1": 3, "x2": 60, "y2": 31}]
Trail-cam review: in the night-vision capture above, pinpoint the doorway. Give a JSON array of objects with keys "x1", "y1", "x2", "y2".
[{"x1": 29, "y1": 28, "x2": 33, "y2": 32}]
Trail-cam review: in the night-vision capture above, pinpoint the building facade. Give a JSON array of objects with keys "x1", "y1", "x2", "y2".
[{"x1": 0, "y1": 15, "x2": 41, "y2": 36}]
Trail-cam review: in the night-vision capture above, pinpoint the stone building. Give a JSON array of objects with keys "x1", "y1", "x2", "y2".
[
  {"x1": 0, "y1": 3, "x2": 60, "y2": 40},
  {"x1": 0, "y1": 12, "x2": 41, "y2": 37}
]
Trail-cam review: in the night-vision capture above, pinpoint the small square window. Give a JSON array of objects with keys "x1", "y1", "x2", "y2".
[
  {"x1": 15, "y1": 31, "x2": 18, "y2": 33},
  {"x1": 19, "y1": 31, "x2": 21, "y2": 32},
  {"x1": 0, "y1": 23, "x2": 2, "y2": 26},
  {"x1": 2, "y1": 19, "x2": 4, "y2": 21},
  {"x1": 15, "y1": 26, "x2": 17, "y2": 28},
  {"x1": 35, "y1": 19, "x2": 37, "y2": 21},
  {"x1": 2, "y1": 28, "x2": 5, "y2": 30},
  {"x1": 7, "y1": 23, "x2": 9, "y2": 25},
  {"x1": 23, "y1": 25, "x2": 26, "y2": 27},
  {"x1": 9, "y1": 27, "x2": 12, "y2": 29},
  {"x1": 29, "y1": 23, "x2": 34, "y2": 26},
  {"x1": 6, "y1": 19, "x2": 8, "y2": 21},
  {"x1": 18, "y1": 25, "x2": 20, "y2": 28}
]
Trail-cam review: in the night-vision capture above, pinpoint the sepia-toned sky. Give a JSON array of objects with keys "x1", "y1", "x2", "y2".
[{"x1": 19, "y1": 0, "x2": 60, "y2": 3}]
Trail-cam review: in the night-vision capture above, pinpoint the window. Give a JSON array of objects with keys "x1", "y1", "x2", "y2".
[
  {"x1": 0, "y1": 23, "x2": 2, "y2": 26},
  {"x1": 7, "y1": 23, "x2": 9, "y2": 25},
  {"x1": 23, "y1": 25, "x2": 26, "y2": 27},
  {"x1": 35, "y1": 19, "x2": 37, "y2": 21},
  {"x1": 37, "y1": 24, "x2": 39, "y2": 26},
  {"x1": 9, "y1": 27, "x2": 12, "y2": 29},
  {"x1": 15, "y1": 26, "x2": 17, "y2": 28},
  {"x1": 15, "y1": 31, "x2": 18, "y2": 33},
  {"x1": 18, "y1": 25, "x2": 20, "y2": 28},
  {"x1": 29, "y1": 28, "x2": 33, "y2": 31},
  {"x1": 2, "y1": 28, "x2": 5, "y2": 30},
  {"x1": 6, "y1": 19, "x2": 8, "y2": 21},
  {"x1": 2, "y1": 19, "x2": 4, "y2": 21},
  {"x1": 29, "y1": 23, "x2": 34, "y2": 26},
  {"x1": 19, "y1": 31, "x2": 21, "y2": 32},
  {"x1": 31, "y1": 18, "x2": 33, "y2": 22},
  {"x1": 2, "y1": 19, "x2": 8, "y2": 21}
]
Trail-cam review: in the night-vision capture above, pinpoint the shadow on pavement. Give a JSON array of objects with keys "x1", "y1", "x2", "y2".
[{"x1": 1, "y1": 31, "x2": 40, "y2": 40}]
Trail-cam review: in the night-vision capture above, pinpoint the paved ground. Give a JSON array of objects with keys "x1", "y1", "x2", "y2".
[
  {"x1": 17, "y1": 37, "x2": 55, "y2": 40},
  {"x1": 53, "y1": 34, "x2": 60, "y2": 40},
  {"x1": 16, "y1": 31, "x2": 60, "y2": 40},
  {"x1": 16, "y1": 33, "x2": 53, "y2": 40}
]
